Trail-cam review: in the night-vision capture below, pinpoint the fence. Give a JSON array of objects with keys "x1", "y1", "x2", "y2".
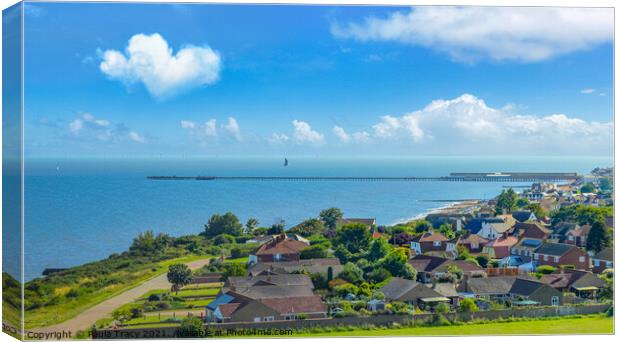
[{"x1": 92, "y1": 303, "x2": 611, "y2": 339}]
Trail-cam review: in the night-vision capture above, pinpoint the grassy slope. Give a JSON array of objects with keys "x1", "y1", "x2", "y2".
[
  {"x1": 25, "y1": 255, "x2": 209, "y2": 329},
  {"x1": 297, "y1": 316, "x2": 614, "y2": 337}
]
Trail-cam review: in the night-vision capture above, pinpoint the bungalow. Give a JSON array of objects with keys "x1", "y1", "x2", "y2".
[
  {"x1": 224, "y1": 274, "x2": 314, "y2": 292},
  {"x1": 591, "y1": 247, "x2": 613, "y2": 273},
  {"x1": 379, "y1": 277, "x2": 452, "y2": 310},
  {"x1": 206, "y1": 292, "x2": 327, "y2": 323},
  {"x1": 476, "y1": 221, "x2": 512, "y2": 240},
  {"x1": 512, "y1": 211, "x2": 537, "y2": 223},
  {"x1": 540, "y1": 270, "x2": 606, "y2": 299},
  {"x1": 249, "y1": 233, "x2": 310, "y2": 263},
  {"x1": 410, "y1": 230, "x2": 450, "y2": 256},
  {"x1": 482, "y1": 235, "x2": 519, "y2": 259},
  {"x1": 457, "y1": 233, "x2": 489, "y2": 254},
  {"x1": 533, "y1": 242, "x2": 590, "y2": 270},
  {"x1": 458, "y1": 276, "x2": 562, "y2": 306},
  {"x1": 247, "y1": 258, "x2": 343, "y2": 277},
  {"x1": 408, "y1": 255, "x2": 485, "y2": 283},
  {"x1": 564, "y1": 225, "x2": 591, "y2": 248}
]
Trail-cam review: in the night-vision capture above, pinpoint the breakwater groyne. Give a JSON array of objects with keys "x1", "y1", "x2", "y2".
[{"x1": 147, "y1": 172, "x2": 580, "y2": 182}]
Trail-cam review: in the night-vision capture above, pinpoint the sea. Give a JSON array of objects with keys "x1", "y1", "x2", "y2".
[{"x1": 19, "y1": 155, "x2": 611, "y2": 281}]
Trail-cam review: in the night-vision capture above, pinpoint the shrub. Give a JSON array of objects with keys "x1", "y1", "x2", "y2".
[
  {"x1": 536, "y1": 265, "x2": 557, "y2": 274},
  {"x1": 148, "y1": 294, "x2": 161, "y2": 302},
  {"x1": 155, "y1": 301, "x2": 171, "y2": 310}
]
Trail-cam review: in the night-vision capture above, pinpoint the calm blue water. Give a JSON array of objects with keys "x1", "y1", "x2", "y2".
[{"x1": 22, "y1": 156, "x2": 611, "y2": 281}]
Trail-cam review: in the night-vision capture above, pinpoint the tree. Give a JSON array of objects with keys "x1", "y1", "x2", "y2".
[
  {"x1": 367, "y1": 238, "x2": 392, "y2": 262},
  {"x1": 204, "y1": 212, "x2": 243, "y2": 238},
  {"x1": 268, "y1": 219, "x2": 285, "y2": 235},
  {"x1": 319, "y1": 208, "x2": 343, "y2": 229},
  {"x1": 476, "y1": 255, "x2": 490, "y2": 268},
  {"x1": 380, "y1": 249, "x2": 416, "y2": 280},
  {"x1": 439, "y1": 223, "x2": 455, "y2": 239},
  {"x1": 599, "y1": 177, "x2": 612, "y2": 191},
  {"x1": 245, "y1": 218, "x2": 259, "y2": 232},
  {"x1": 458, "y1": 298, "x2": 479, "y2": 313},
  {"x1": 525, "y1": 203, "x2": 546, "y2": 220},
  {"x1": 129, "y1": 231, "x2": 172, "y2": 256},
  {"x1": 338, "y1": 262, "x2": 364, "y2": 284},
  {"x1": 335, "y1": 223, "x2": 371, "y2": 254},
  {"x1": 327, "y1": 266, "x2": 334, "y2": 283},
  {"x1": 178, "y1": 316, "x2": 205, "y2": 337},
  {"x1": 167, "y1": 264, "x2": 192, "y2": 294},
  {"x1": 112, "y1": 307, "x2": 133, "y2": 324},
  {"x1": 447, "y1": 264, "x2": 463, "y2": 282},
  {"x1": 289, "y1": 218, "x2": 325, "y2": 237},
  {"x1": 516, "y1": 198, "x2": 529, "y2": 208},
  {"x1": 367, "y1": 268, "x2": 391, "y2": 283},
  {"x1": 310, "y1": 272, "x2": 328, "y2": 289},
  {"x1": 222, "y1": 263, "x2": 246, "y2": 279},
  {"x1": 495, "y1": 189, "x2": 517, "y2": 214},
  {"x1": 412, "y1": 220, "x2": 432, "y2": 234},
  {"x1": 300, "y1": 244, "x2": 330, "y2": 259},
  {"x1": 580, "y1": 183, "x2": 596, "y2": 193},
  {"x1": 586, "y1": 220, "x2": 611, "y2": 253},
  {"x1": 456, "y1": 245, "x2": 471, "y2": 260}
]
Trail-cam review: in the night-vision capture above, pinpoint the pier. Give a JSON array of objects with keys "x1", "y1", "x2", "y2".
[{"x1": 147, "y1": 172, "x2": 580, "y2": 183}]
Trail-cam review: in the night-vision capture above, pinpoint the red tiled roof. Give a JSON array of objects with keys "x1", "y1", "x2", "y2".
[
  {"x1": 255, "y1": 236, "x2": 309, "y2": 256},
  {"x1": 260, "y1": 295, "x2": 326, "y2": 314},
  {"x1": 486, "y1": 235, "x2": 518, "y2": 247},
  {"x1": 415, "y1": 231, "x2": 448, "y2": 242},
  {"x1": 217, "y1": 303, "x2": 242, "y2": 317}
]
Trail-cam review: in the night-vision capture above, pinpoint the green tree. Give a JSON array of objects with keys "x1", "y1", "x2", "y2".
[
  {"x1": 367, "y1": 238, "x2": 392, "y2": 262},
  {"x1": 167, "y1": 264, "x2": 192, "y2": 294},
  {"x1": 204, "y1": 212, "x2": 243, "y2": 238},
  {"x1": 289, "y1": 218, "x2": 325, "y2": 237},
  {"x1": 447, "y1": 264, "x2": 463, "y2": 282},
  {"x1": 412, "y1": 220, "x2": 433, "y2": 234},
  {"x1": 380, "y1": 249, "x2": 416, "y2": 280},
  {"x1": 222, "y1": 263, "x2": 246, "y2": 279},
  {"x1": 526, "y1": 203, "x2": 546, "y2": 219},
  {"x1": 495, "y1": 188, "x2": 517, "y2": 214},
  {"x1": 338, "y1": 262, "x2": 364, "y2": 284},
  {"x1": 476, "y1": 255, "x2": 490, "y2": 268},
  {"x1": 580, "y1": 183, "x2": 596, "y2": 193},
  {"x1": 367, "y1": 268, "x2": 391, "y2": 283},
  {"x1": 458, "y1": 298, "x2": 479, "y2": 313},
  {"x1": 335, "y1": 223, "x2": 371, "y2": 254},
  {"x1": 319, "y1": 207, "x2": 343, "y2": 229},
  {"x1": 516, "y1": 198, "x2": 529, "y2": 208},
  {"x1": 456, "y1": 245, "x2": 471, "y2": 260},
  {"x1": 599, "y1": 177, "x2": 612, "y2": 191},
  {"x1": 586, "y1": 220, "x2": 611, "y2": 253},
  {"x1": 268, "y1": 219, "x2": 286, "y2": 235},
  {"x1": 129, "y1": 231, "x2": 172, "y2": 256},
  {"x1": 300, "y1": 244, "x2": 330, "y2": 259},
  {"x1": 245, "y1": 218, "x2": 259, "y2": 232},
  {"x1": 112, "y1": 307, "x2": 133, "y2": 324},
  {"x1": 178, "y1": 316, "x2": 205, "y2": 337},
  {"x1": 439, "y1": 223, "x2": 455, "y2": 239}
]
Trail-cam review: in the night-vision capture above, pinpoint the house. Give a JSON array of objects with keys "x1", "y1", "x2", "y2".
[
  {"x1": 540, "y1": 197, "x2": 560, "y2": 213},
  {"x1": 482, "y1": 235, "x2": 519, "y2": 259},
  {"x1": 206, "y1": 292, "x2": 327, "y2": 323},
  {"x1": 549, "y1": 222, "x2": 579, "y2": 242},
  {"x1": 249, "y1": 234, "x2": 310, "y2": 263},
  {"x1": 457, "y1": 233, "x2": 489, "y2": 254},
  {"x1": 510, "y1": 238, "x2": 543, "y2": 261},
  {"x1": 533, "y1": 242, "x2": 590, "y2": 270},
  {"x1": 464, "y1": 217, "x2": 504, "y2": 235},
  {"x1": 224, "y1": 274, "x2": 314, "y2": 292},
  {"x1": 513, "y1": 222, "x2": 551, "y2": 240},
  {"x1": 337, "y1": 218, "x2": 376, "y2": 228},
  {"x1": 512, "y1": 211, "x2": 537, "y2": 223},
  {"x1": 408, "y1": 255, "x2": 485, "y2": 283},
  {"x1": 540, "y1": 270, "x2": 606, "y2": 299},
  {"x1": 247, "y1": 258, "x2": 343, "y2": 277},
  {"x1": 410, "y1": 230, "x2": 450, "y2": 256},
  {"x1": 458, "y1": 276, "x2": 562, "y2": 306},
  {"x1": 564, "y1": 225, "x2": 591, "y2": 248},
  {"x1": 476, "y1": 220, "x2": 512, "y2": 240},
  {"x1": 379, "y1": 277, "x2": 452, "y2": 310},
  {"x1": 591, "y1": 247, "x2": 613, "y2": 273}
]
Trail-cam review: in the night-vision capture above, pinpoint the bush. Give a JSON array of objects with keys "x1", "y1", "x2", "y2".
[
  {"x1": 155, "y1": 301, "x2": 171, "y2": 310},
  {"x1": 536, "y1": 265, "x2": 557, "y2": 274},
  {"x1": 367, "y1": 268, "x2": 391, "y2": 283},
  {"x1": 148, "y1": 294, "x2": 161, "y2": 302},
  {"x1": 212, "y1": 234, "x2": 236, "y2": 245}
]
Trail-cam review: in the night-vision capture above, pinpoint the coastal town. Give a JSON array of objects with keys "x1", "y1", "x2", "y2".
[{"x1": 65, "y1": 168, "x2": 612, "y2": 338}]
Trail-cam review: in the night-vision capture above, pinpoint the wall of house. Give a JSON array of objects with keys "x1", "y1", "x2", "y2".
[
  {"x1": 536, "y1": 248, "x2": 589, "y2": 270},
  {"x1": 92, "y1": 304, "x2": 611, "y2": 338}
]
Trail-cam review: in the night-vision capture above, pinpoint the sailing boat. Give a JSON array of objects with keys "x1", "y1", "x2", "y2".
[{"x1": 284, "y1": 158, "x2": 288, "y2": 167}]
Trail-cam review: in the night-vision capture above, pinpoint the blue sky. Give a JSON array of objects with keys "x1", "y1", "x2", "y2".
[{"x1": 22, "y1": 3, "x2": 614, "y2": 157}]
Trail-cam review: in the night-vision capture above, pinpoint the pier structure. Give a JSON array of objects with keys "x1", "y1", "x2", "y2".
[{"x1": 147, "y1": 172, "x2": 581, "y2": 183}]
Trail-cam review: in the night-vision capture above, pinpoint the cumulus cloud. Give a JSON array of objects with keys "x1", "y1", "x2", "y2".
[
  {"x1": 180, "y1": 119, "x2": 218, "y2": 142},
  {"x1": 292, "y1": 120, "x2": 325, "y2": 145},
  {"x1": 224, "y1": 117, "x2": 242, "y2": 141},
  {"x1": 100, "y1": 33, "x2": 221, "y2": 98},
  {"x1": 331, "y1": 7, "x2": 613, "y2": 62},
  {"x1": 333, "y1": 125, "x2": 371, "y2": 143},
  {"x1": 68, "y1": 113, "x2": 145, "y2": 143},
  {"x1": 268, "y1": 133, "x2": 290, "y2": 144},
  {"x1": 364, "y1": 94, "x2": 612, "y2": 154}
]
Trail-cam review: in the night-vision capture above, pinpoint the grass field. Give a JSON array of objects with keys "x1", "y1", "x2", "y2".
[{"x1": 295, "y1": 316, "x2": 613, "y2": 337}]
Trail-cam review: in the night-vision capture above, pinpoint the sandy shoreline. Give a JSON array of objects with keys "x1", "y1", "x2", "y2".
[{"x1": 392, "y1": 199, "x2": 482, "y2": 226}]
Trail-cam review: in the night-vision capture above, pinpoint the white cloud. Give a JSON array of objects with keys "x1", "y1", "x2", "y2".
[
  {"x1": 333, "y1": 126, "x2": 351, "y2": 143},
  {"x1": 100, "y1": 33, "x2": 221, "y2": 98},
  {"x1": 351, "y1": 131, "x2": 372, "y2": 143},
  {"x1": 68, "y1": 113, "x2": 145, "y2": 143},
  {"x1": 268, "y1": 133, "x2": 290, "y2": 144},
  {"x1": 224, "y1": 117, "x2": 242, "y2": 141},
  {"x1": 331, "y1": 7, "x2": 612, "y2": 62},
  {"x1": 364, "y1": 94, "x2": 612, "y2": 154},
  {"x1": 180, "y1": 119, "x2": 218, "y2": 141},
  {"x1": 292, "y1": 120, "x2": 325, "y2": 145},
  {"x1": 580, "y1": 88, "x2": 596, "y2": 94}
]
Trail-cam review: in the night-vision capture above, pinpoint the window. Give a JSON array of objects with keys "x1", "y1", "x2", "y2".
[
  {"x1": 433, "y1": 241, "x2": 442, "y2": 247},
  {"x1": 254, "y1": 317, "x2": 261, "y2": 322},
  {"x1": 264, "y1": 316, "x2": 275, "y2": 322},
  {"x1": 554, "y1": 256, "x2": 559, "y2": 262},
  {"x1": 579, "y1": 256, "x2": 585, "y2": 263},
  {"x1": 594, "y1": 260, "x2": 600, "y2": 267},
  {"x1": 551, "y1": 296, "x2": 559, "y2": 306},
  {"x1": 568, "y1": 235, "x2": 574, "y2": 241},
  {"x1": 471, "y1": 243, "x2": 478, "y2": 249},
  {"x1": 543, "y1": 255, "x2": 548, "y2": 261}
]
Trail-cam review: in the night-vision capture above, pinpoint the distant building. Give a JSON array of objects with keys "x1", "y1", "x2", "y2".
[
  {"x1": 533, "y1": 242, "x2": 589, "y2": 270},
  {"x1": 249, "y1": 234, "x2": 310, "y2": 263}
]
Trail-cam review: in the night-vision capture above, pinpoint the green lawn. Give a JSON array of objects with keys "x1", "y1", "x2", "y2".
[
  {"x1": 25, "y1": 255, "x2": 211, "y2": 329},
  {"x1": 297, "y1": 316, "x2": 613, "y2": 337},
  {"x1": 176, "y1": 287, "x2": 220, "y2": 298}
]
